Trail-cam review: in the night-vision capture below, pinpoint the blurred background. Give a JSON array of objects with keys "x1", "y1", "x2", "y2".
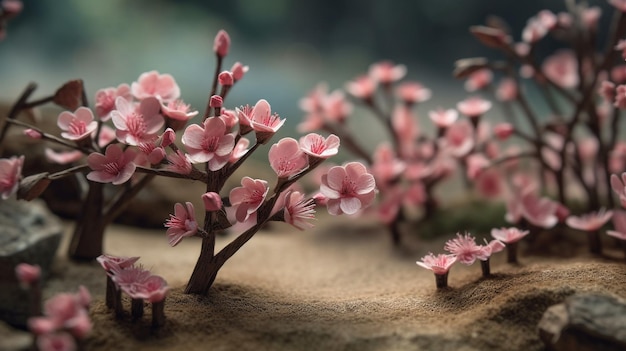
[{"x1": 0, "y1": 0, "x2": 618, "y2": 142}]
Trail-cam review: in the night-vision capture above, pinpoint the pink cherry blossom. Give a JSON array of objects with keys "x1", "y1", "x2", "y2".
[
  {"x1": 299, "y1": 133, "x2": 340, "y2": 160},
  {"x1": 475, "y1": 168, "x2": 503, "y2": 198},
  {"x1": 345, "y1": 75, "x2": 377, "y2": 100},
  {"x1": 566, "y1": 208, "x2": 613, "y2": 232},
  {"x1": 37, "y1": 332, "x2": 76, "y2": 351},
  {"x1": 320, "y1": 162, "x2": 376, "y2": 215},
  {"x1": 161, "y1": 99, "x2": 198, "y2": 126},
  {"x1": 490, "y1": 227, "x2": 529, "y2": 244},
  {"x1": 269, "y1": 138, "x2": 309, "y2": 179},
  {"x1": 164, "y1": 150, "x2": 192, "y2": 174},
  {"x1": 457, "y1": 96, "x2": 492, "y2": 118},
  {"x1": 15, "y1": 263, "x2": 40, "y2": 287},
  {"x1": 229, "y1": 137, "x2": 250, "y2": 163},
  {"x1": 94, "y1": 83, "x2": 131, "y2": 120},
  {"x1": 396, "y1": 81, "x2": 432, "y2": 104},
  {"x1": 40, "y1": 291, "x2": 92, "y2": 338},
  {"x1": 202, "y1": 192, "x2": 222, "y2": 212},
  {"x1": 599, "y1": 81, "x2": 615, "y2": 104},
  {"x1": 542, "y1": 50, "x2": 579, "y2": 89},
  {"x1": 45, "y1": 149, "x2": 83, "y2": 165},
  {"x1": 368, "y1": 61, "x2": 406, "y2": 84},
  {"x1": 299, "y1": 83, "x2": 328, "y2": 114},
  {"x1": 219, "y1": 71, "x2": 234, "y2": 86},
  {"x1": 322, "y1": 90, "x2": 353, "y2": 123},
  {"x1": 493, "y1": 123, "x2": 514, "y2": 140},
  {"x1": 231, "y1": 62, "x2": 249, "y2": 81},
  {"x1": 371, "y1": 143, "x2": 405, "y2": 185},
  {"x1": 131, "y1": 275, "x2": 169, "y2": 303},
  {"x1": 615, "y1": 85, "x2": 626, "y2": 109},
  {"x1": 440, "y1": 119, "x2": 474, "y2": 157},
  {"x1": 96, "y1": 254, "x2": 140, "y2": 273},
  {"x1": 213, "y1": 29, "x2": 230, "y2": 57},
  {"x1": 496, "y1": 78, "x2": 518, "y2": 101},
  {"x1": 164, "y1": 202, "x2": 198, "y2": 247},
  {"x1": 248, "y1": 99, "x2": 285, "y2": 144},
  {"x1": 283, "y1": 191, "x2": 316, "y2": 230},
  {"x1": 611, "y1": 172, "x2": 626, "y2": 207},
  {"x1": 57, "y1": 107, "x2": 98, "y2": 141},
  {"x1": 464, "y1": 68, "x2": 492, "y2": 92},
  {"x1": 607, "y1": 210, "x2": 626, "y2": 240},
  {"x1": 416, "y1": 253, "x2": 457, "y2": 275},
  {"x1": 428, "y1": 108, "x2": 458, "y2": 129},
  {"x1": 131, "y1": 71, "x2": 180, "y2": 103},
  {"x1": 111, "y1": 96, "x2": 164, "y2": 146},
  {"x1": 86, "y1": 144, "x2": 137, "y2": 185},
  {"x1": 482, "y1": 239, "x2": 506, "y2": 257},
  {"x1": 392, "y1": 105, "x2": 419, "y2": 155},
  {"x1": 229, "y1": 177, "x2": 269, "y2": 222},
  {"x1": 181, "y1": 116, "x2": 235, "y2": 170},
  {"x1": 520, "y1": 190, "x2": 559, "y2": 228},
  {"x1": 23, "y1": 128, "x2": 42, "y2": 139},
  {"x1": 444, "y1": 232, "x2": 488, "y2": 265},
  {"x1": 0, "y1": 155, "x2": 23, "y2": 199}
]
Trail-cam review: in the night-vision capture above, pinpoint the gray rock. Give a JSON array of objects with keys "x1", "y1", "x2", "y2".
[
  {"x1": 0, "y1": 321, "x2": 31, "y2": 351},
  {"x1": 0, "y1": 199, "x2": 62, "y2": 327},
  {"x1": 538, "y1": 293, "x2": 626, "y2": 351}
]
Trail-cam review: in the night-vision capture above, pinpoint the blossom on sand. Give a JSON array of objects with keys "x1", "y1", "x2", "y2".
[
  {"x1": 131, "y1": 70, "x2": 180, "y2": 103},
  {"x1": 181, "y1": 116, "x2": 235, "y2": 170},
  {"x1": 86, "y1": 144, "x2": 137, "y2": 185},
  {"x1": 416, "y1": 253, "x2": 457, "y2": 275},
  {"x1": 248, "y1": 99, "x2": 285, "y2": 144},
  {"x1": 490, "y1": 227, "x2": 529, "y2": 244},
  {"x1": 57, "y1": 107, "x2": 98, "y2": 141},
  {"x1": 0, "y1": 155, "x2": 24, "y2": 199},
  {"x1": 229, "y1": 177, "x2": 269, "y2": 222},
  {"x1": 111, "y1": 96, "x2": 164, "y2": 146},
  {"x1": 96, "y1": 254, "x2": 140, "y2": 273},
  {"x1": 126, "y1": 274, "x2": 169, "y2": 303},
  {"x1": 164, "y1": 202, "x2": 198, "y2": 247},
  {"x1": 269, "y1": 137, "x2": 309, "y2": 179},
  {"x1": 299, "y1": 133, "x2": 340, "y2": 160},
  {"x1": 95, "y1": 84, "x2": 132, "y2": 120},
  {"x1": 320, "y1": 162, "x2": 376, "y2": 215},
  {"x1": 566, "y1": 208, "x2": 613, "y2": 231},
  {"x1": 29, "y1": 287, "x2": 92, "y2": 339},
  {"x1": 283, "y1": 191, "x2": 316, "y2": 230},
  {"x1": 444, "y1": 232, "x2": 488, "y2": 265}
]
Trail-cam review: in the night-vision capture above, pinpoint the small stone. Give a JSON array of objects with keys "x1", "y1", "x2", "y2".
[
  {"x1": 538, "y1": 293, "x2": 626, "y2": 351},
  {"x1": 0, "y1": 199, "x2": 62, "y2": 327}
]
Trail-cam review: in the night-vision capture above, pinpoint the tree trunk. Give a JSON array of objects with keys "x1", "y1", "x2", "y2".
[
  {"x1": 184, "y1": 237, "x2": 220, "y2": 295},
  {"x1": 68, "y1": 182, "x2": 105, "y2": 260}
]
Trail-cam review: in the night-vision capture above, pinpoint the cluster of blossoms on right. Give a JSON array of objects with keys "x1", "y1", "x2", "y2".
[{"x1": 301, "y1": 0, "x2": 626, "y2": 263}]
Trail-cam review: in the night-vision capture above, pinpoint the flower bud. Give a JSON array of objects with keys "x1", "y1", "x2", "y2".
[
  {"x1": 231, "y1": 62, "x2": 249, "y2": 81},
  {"x1": 213, "y1": 30, "x2": 230, "y2": 58},
  {"x1": 218, "y1": 71, "x2": 234, "y2": 86},
  {"x1": 23, "y1": 129, "x2": 42, "y2": 139},
  {"x1": 161, "y1": 128, "x2": 176, "y2": 147},
  {"x1": 209, "y1": 95, "x2": 223, "y2": 108},
  {"x1": 202, "y1": 192, "x2": 223, "y2": 212}
]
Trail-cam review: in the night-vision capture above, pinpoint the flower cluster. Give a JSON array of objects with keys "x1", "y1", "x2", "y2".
[
  {"x1": 417, "y1": 228, "x2": 527, "y2": 289},
  {"x1": 97, "y1": 254, "x2": 168, "y2": 326}
]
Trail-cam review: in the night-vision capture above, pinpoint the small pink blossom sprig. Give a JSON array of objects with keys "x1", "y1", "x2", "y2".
[
  {"x1": 491, "y1": 227, "x2": 529, "y2": 263},
  {"x1": 444, "y1": 232, "x2": 504, "y2": 278},
  {"x1": 27, "y1": 286, "x2": 92, "y2": 351},
  {"x1": 416, "y1": 253, "x2": 457, "y2": 289},
  {"x1": 97, "y1": 254, "x2": 169, "y2": 327},
  {"x1": 566, "y1": 208, "x2": 613, "y2": 255}
]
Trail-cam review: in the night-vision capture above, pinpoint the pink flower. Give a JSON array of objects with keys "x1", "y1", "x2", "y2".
[
  {"x1": 496, "y1": 78, "x2": 517, "y2": 101},
  {"x1": 520, "y1": 190, "x2": 558, "y2": 228},
  {"x1": 269, "y1": 138, "x2": 309, "y2": 179},
  {"x1": 566, "y1": 208, "x2": 613, "y2": 232},
  {"x1": 231, "y1": 62, "x2": 249, "y2": 81},
  {"x1": 607, "y1": 210, "x2": 626, "y2": 240},
  {"x1": 37, "y1": 332, "x2": 76, "y2": 351},
  {"x1": 131, "y1": 275, "x2": 169, "y2": 303},
  {"x1": 610, "y1": 0, "x2": 626, "y2": 12},
  {"x1": 0, "y1": 155, "x2": 23, "y2": 199},
  {"x1": 23, "y1": 128, "x2": 42, "y2": 139},
  {"x1": 94, "y1": 83, "x2": 131, "y2": 120},
  {"x1": 345, "y1": 75, "x2": 377, "y2": 100},
  {"x1": 493, "y1": 123, "x2": 514, "y2": 140},
  {"x1": 611, "y1": 172, "x2": 626, "y2": 207},
  {"x1": 444, "y1": 232, "x2": 488, "y2": 265},
  {"x1": 457, "y1": 96, "x2": 492, "y2": 118},
  {"x1": 440, "y1": 119, "x2": 474, "y2": 157},
  {"x1": 57, "y1": 107, "x2": 98, "y2": 141},
  {"x1": 164, "y1": 202, "x2": 198, "y2": 247},
  {"x1": 164, "y1": 150, "x2": 192, "y2": 174},
  {"x1": 599, "y1": 81, "x2": 615, "y2": 104},
  {"x1": 86, "y1": 144, "x2": 137, "y2": 185},
  {"x1": 219, "y1": 71, "x2": 234, "y2": 86},
  {"x1": 299, "y1": 133, "x2": 340, "y2": 160},
  {"x1": 96, "y1": 254, "x2": 140, "y2": 273},
  {"x1": 111, "y1": 96, "x2": 164, "y2": 146},
  {"x1": 371, "y1": 143, "x2": 405, "y2": 185},
  {"x1": 368, "y1": 61, "x2": 406, "y2": 84},
  {"x1": 202, "y1": 192, "x2": 223, "y2": 212},
  {"x1": 131, "y1": 71, "x2": 180, "y2": 103},
  {"x1": 161, "y1": 99, "x2": 198, "y2": 125},
  {"x1": 229, "y1": 177, "x2": 269, "y2": 222},
  {"x1": 229, "y1": 137, "x2": 250, "y2": 163},
  {"x1": 416, "y1": 253, "x2": 457, "y2": 275},
  {"x1": 392, "y1": 105, "x2": 419, "y2": 154},
  {"x1": 15, "y1": 263, "x2": 40, "y2": 287},
  {"x1": 45, "y1": 149, "x2": 83, "y2": 165},
  {"x1": 475, "y1": 168, "x2": 503, "y2": 198},
  {"x1": 248, "y1": 99, "x2": 285, "y2": 144},
  {"x1": 542, "y1": 50, "x2": 579, "y2": 89},
  {"x1": 283, "y1": 191, "x2": 316, "y2": 230},
  {"x1": 320, "y1": 162, "x2": 376, "y2": 215},
  {"x1": 396, "y1": 81, "x2": 432, "y2": 104},
  {"x1": 615, "y1": 85, "x2": 626, "y2": 109},
  {"x1": 41, "y1": 291, "x2": 92, "y2": 338},
  {"x1": 213, "y1": 29, "x2": 231, "y2": 58},
  {"x1": 428, "y1": 108, "x2": 458, "y2": 128},
  {"x1": 181, "y1": 116, "x2": 235, "y2": 170},
  {"x1": 482, "y1": 239, "x2": 506, "y2": 257},
  {"x1": 490, "y1": 227, "x2": 529, "y2": 244},
  {"x1": 464, "y1": 68, "x2": 492, "y2": 92},
  {"x1": 322, "y1": 90, "x2": 353, "y2": 123}
]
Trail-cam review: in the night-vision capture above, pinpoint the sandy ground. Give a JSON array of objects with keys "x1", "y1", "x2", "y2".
[{"x1": 23, "y1": 214, "x2": 624, "y2": 351}]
